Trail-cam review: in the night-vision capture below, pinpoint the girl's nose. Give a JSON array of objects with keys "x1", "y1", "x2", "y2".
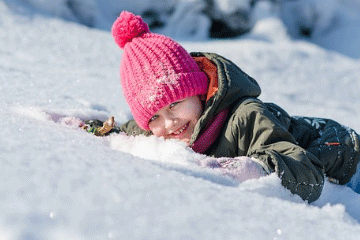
[{"x1": 163, "y1": 114, "x2": 177, "y2": 131}]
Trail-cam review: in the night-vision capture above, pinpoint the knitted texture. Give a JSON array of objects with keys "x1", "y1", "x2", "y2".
[{"x1": 112, "y1": 11, "x2": 209, "y2": 130}]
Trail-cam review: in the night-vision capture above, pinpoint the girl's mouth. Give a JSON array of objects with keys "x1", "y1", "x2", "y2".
[{"x1": 171, "y1": 122, "x2": 190, "y2": 137}]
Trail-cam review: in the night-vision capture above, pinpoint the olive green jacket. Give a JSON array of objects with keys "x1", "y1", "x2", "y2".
[{"x1": 118, "y1": 52, "x2": 360, "y2": 203}]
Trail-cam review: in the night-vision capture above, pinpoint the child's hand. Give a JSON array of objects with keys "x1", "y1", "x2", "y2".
[{"x1": 198, "y1": 156, "x2": 266, "y2": 182}]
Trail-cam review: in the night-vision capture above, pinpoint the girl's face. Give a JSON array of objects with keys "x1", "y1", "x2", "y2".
[{"x1": 148, "y1": 95, "x2": 204, "y2": 145}]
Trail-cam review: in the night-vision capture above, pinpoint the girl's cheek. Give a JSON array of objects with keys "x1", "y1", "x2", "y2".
[
  {"x1": 149, "y1": 126, "x2": 164, "y2": 137},
  {"x1": 177, "y1": 104, "x2": 191, "y2": 118}
]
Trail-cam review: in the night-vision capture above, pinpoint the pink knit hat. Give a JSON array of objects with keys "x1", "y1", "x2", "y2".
[{"x1": 111, "y1": 11, "x2": 209, "y2": 130}]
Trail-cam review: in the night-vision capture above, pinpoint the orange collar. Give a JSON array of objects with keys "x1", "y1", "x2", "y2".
[{"x1": 193, "y1": 56, "x2": 218, "y2": 101}]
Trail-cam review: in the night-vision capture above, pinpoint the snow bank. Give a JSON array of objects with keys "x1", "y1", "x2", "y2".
[{"x1": 1, "y1": 0, "x2": 360, "y2": 239}]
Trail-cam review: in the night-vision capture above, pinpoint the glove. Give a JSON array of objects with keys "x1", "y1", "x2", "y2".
[
  {"x1": 198, "y1": 156, "x2": 267, "y2": 182},
  {"x1": 80, "y1": 116, "x2": 119, "y2": 136}
]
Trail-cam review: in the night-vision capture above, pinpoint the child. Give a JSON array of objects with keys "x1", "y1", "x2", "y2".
[{"x1": 82, "y1": 11, "x2": 360, "y2": 203}]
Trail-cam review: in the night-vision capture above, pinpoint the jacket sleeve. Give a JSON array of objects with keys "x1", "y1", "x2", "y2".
[
  {"x1": 234, "y1": 100, "x2": 324, "y2": 203},
  {"x1": 81, "y1": 118, "x2": 151, "y2": 136},
  {"x1": 118, "y1": 119, "x2": 152, "y2": 136}
]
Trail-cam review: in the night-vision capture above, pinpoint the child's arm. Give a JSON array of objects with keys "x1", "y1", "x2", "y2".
[
  {"x1": 80, "y1": 117, "x2": 151, "y2": 137},
  {"x1": 232, "y1": 99, "x2": 324, "y2": 203},
  {"x1": 117, "y1": 119, "x2": 152, "y2": 136}
]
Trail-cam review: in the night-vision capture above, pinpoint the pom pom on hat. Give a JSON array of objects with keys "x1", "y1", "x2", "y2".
[{"x1": 111, "y1": 11, "x2": 150, "y2": 48}]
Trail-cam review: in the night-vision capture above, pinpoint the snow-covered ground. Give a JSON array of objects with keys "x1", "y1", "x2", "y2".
[{"x1": 1, "y1": 0, "x2": 360, "y2": 239}]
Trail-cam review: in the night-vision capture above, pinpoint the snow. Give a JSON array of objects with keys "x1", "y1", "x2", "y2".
[
  {"x1": 1, "y1": 0, "x2": 360, "y2": 239},
  {"x1": 214, "y1": 0, "x2": 251, "y2": 14},
  {"x1": 155, "y1": 0, "x2": 211, "y2": 40}
]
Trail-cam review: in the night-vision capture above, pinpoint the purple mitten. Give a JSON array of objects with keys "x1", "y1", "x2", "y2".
[{"x1": 198, "y1": 156, "x2": 266, "y2": 182}]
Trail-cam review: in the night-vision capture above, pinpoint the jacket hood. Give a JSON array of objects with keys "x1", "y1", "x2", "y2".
[{"x1": 189, "y1": 52, "x2": 262, "y2": 144}]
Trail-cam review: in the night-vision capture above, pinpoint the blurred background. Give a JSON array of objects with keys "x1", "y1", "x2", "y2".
[
  {"x1": 10, "y1": 0, "x2": 360, "y2": 38},
  {"x1": 6, "y1": 0, "x2": 359, "y2": 59}
]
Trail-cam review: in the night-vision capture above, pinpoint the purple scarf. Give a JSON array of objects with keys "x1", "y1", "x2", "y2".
[{"x1": 191, "y1": 108, "x2": 229, "y2": 154}]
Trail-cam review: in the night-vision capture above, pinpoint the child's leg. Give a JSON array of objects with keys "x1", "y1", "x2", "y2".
[{"x1": 346, "y1": 162, "x2": 360, "y2": 193}]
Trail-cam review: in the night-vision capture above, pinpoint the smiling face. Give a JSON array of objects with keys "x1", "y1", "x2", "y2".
[{"x1": 148, "y1": 95, "x2": 204, "y2": 145}]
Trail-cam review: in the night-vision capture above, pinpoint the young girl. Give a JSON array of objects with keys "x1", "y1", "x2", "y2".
[{"x1": 82, "y1": 11, "x2": 360, "y2": 203}]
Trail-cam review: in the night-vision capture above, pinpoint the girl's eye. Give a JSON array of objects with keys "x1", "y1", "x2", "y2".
[
  {"x1": 169, "y1": 101, "x2": 180, "y2": 108},
  {"x1": 149, "y1": 115, "x2": 159, "y2": 122}
]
